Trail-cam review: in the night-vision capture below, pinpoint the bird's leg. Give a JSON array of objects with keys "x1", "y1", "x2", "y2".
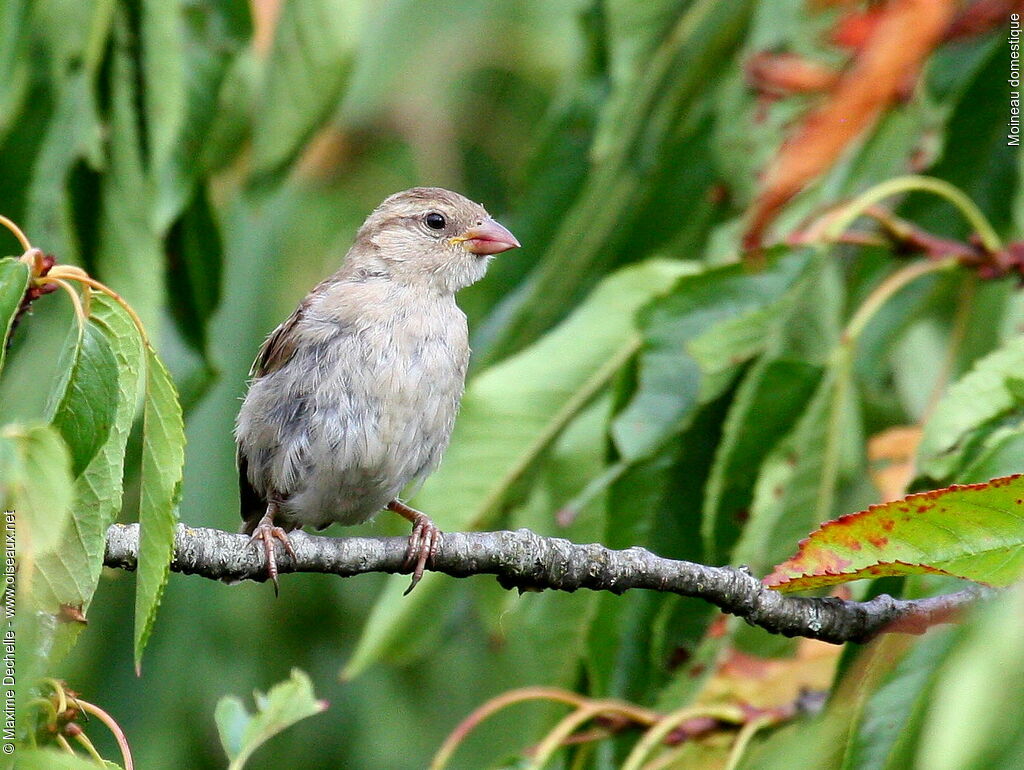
[
  {"x1": 247, "y1": 501, "x2": 296, "y2": 595},
  {"x1": 387, "y1": 500, "x2": 440, "y2": 594}
]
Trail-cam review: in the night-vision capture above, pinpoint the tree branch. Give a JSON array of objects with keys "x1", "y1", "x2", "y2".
[{"x1": 104, "y1": 523, "x2": 985, "y2": 644}]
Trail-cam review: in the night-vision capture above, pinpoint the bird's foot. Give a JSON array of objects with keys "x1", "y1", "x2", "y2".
[
  {"x1": 387, "y1": 500, "x2": 441, "y2": 595},
  {"x1": 247, "y1": 511, "x2": 297, "y2": 595}
]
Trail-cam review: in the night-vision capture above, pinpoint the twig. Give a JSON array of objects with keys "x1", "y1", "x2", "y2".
[{"x1": 104, "y1": 523, "x2": 988, "y2": 646}]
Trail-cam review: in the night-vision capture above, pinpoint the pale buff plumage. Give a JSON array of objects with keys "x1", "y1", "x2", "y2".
[{"x1": 234, "y1": 187, "x2": 519, "y2": 590}]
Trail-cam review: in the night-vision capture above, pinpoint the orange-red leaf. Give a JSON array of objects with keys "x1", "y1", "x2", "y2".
[
  {"x1": 765, "y1": 474, "x2": 1024, "y2": 592},
  {"x1": 742, "y1": 0, "x2": 956, "y2": 250}
]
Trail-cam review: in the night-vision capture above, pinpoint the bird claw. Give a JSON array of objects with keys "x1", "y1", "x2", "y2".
[
  {"x1": 387, "y1": 501, "x2": 440, "y2": 595},
  {"x1": 248, "y1": 515, "x2": 296, "y2": 595},
  {"x1": 401, "y1": 513, "x2": 440, "y2": 595}
]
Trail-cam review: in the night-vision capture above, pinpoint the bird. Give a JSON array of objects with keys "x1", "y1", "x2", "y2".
[{"x1": 234, "y1": 187, "x2": 519, "y2": 594}]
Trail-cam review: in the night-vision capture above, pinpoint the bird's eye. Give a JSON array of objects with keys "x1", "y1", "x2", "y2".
[{"x1": 425, "y1": 212, "x2": 446, "y2": 230}]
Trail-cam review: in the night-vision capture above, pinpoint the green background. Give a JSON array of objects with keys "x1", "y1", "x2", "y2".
[{"x1": 2, "y1": 1, "x2": 1023, "y2": 768}]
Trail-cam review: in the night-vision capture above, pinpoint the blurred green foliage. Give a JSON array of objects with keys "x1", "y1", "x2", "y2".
[{"x1": 2, "y1": 0, "x2": 1024, "y2": 768}]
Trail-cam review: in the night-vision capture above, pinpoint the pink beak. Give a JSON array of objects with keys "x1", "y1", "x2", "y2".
[{"x1": 458, "y1": 218, "x2": 521, "y2": 255}]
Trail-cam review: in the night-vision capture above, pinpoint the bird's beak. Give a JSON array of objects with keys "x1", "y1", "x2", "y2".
[{"x1": 451, "y1": 218, "x2": 521, "y2": 255}]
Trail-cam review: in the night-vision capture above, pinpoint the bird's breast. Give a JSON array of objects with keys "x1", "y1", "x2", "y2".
[{"x1": 300, "y1": 298, "x2": 468, "y2": 513}]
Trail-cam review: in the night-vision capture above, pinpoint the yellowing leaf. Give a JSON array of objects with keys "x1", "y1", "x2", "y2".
[
  {"x1": 867, "y1": 425, "x2": 922, "y2": 502},
  {"x1": 696, "y1": 639, "x2": 840, "y2": 710},
  {"x1": 765, "y1": 474, "x2": 1024, "y2": 591}
]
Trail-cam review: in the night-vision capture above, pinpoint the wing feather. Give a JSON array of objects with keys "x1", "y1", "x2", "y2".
[
  {"x1": 251, "y1": 305, "x2": 304, "y2": 377},
  {"x1": 238, "y1": 295, "x2": 315, "y2": 526},
  {"x1": 237, "y1": 449, "x2": 266, "y2": 532}
]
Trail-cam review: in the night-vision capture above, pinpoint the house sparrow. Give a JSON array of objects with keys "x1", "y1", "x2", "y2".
[{"x1": 235, "y1": 187, "x2": 519, "y2": 593}]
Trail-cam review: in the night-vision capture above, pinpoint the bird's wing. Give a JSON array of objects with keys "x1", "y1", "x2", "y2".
[
  {"x1": 250, "y1": 304, "x2": 305, "y2": 377},
  {"x1": 250, "y1": 275, "x2": 343, "y2": 376},
  {"x1": 239, "y1": 295, "x2": 317, "y2": 527},
  {"x1": 237, "y1": 448, "x2": 266, "y2": 532}
]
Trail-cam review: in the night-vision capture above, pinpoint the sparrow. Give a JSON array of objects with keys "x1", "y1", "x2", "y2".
[{"x1": 234, "y1": 187, "x2": 520, "y2": 593}]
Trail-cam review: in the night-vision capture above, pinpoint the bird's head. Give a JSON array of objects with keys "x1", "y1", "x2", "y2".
[{"x1": 351, "y1": 187, "x2": 520, "y2": 293}]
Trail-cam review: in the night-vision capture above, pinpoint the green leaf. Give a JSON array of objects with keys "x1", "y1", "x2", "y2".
[
  {"x1": 141, "y1": 0, "x2": 185, "y2": 182},
  {"x1": 343, "y1": 259, "x2": 694, "y2": 679},
  {"x1": 917, "y1": 336, "x2": 1024, "y2": 480},
  {"x1": 594, "y1": 0, "x2": 724, "y2": 162},
  {"x1": 252, "y1": 0, "x2": 354, "y2": 175},
  {"x1": 0, "y1": 422, "x2": 73, "y2": 558},
  {"x1": 141, "y1": 0, "x2": 186, "y2": 181},
  {"x1": 702, "y1": 358, "x2": 823, "y2": 559},
  {"x1": 591, "y1": 398, "x2": 730, "y2": 707},
  {"x1": 33, "y1": 295, "x2": 143, "y2": 643},
  {"x1": 0, "y1": 257, "x2": 29, "y2": 374},
  {"x1": 215, "y1": 669, "x2": 327, "y2": 770},
  {"x1": 603, "y1": 0, "x2": 682, "y2": 87},
  {"x1": 959, "y1": 427, "x2": 1024, "y2": 483},
  {"x1": 199, "y1": 47, "x2": 259, "y2": 175},
  {"x1": 464, "y1": 90, "x2": 597, "y2": 352},
  {"x1": 47, "y1": 320, "x2": 118, "y2": 477},
  {"x1": 96, "y1": 12, "x2": 164, "y2": 338},
  {"x1": 765, "y1": 474, "x2": 1024, "y2": 591},
  {"x1": 480, "y1": 0, "x2": 756, "y2": 363},
  {"x1": 25, "y1": 71, "x2": 103, "y2": 260},
  {"x1": 0, "y1": 0, "x2": 29, "y2": 143},
  {"x1": 903, "y1": 38, "x2": 1020, "y2": 240},
  {"x1": 427, "y1": 259, "x2": 695, "y2": 529},
  {"x1": 152, "y1": 0, "x2": 251, "y2": 229},
  {"x1": 166, "y1": 185, "x2": 224, "y2": 355},
  {"x1": 23, "y1": 0, "x2": 113, "y2": 256},
  {"x1": 740, "y1": 627, "x2": 952, "y2": 770},
  {"x1": 340, "y1": 0, "x2": 484, "y2": 124},
  {"x1": 842, "y1": 629, "x2": 958, "y2": 770},
  {"x1": 134, "y1": 345, "x2": 185, "y2": 672},
  {"x1": 496, "y1": 397, "x2": 608, "y2": 701},
  {"x1": 915, "y1": 584, "x2": 1024, "y2": 770},
  {"x1": 30, "y1": 0, "x2": 115, "y2": 82},
  {"x1": 612, "y1": 248, "x2": 811, "y2": 460},
  {"x1": 702, "y1": 253, "x2": 840, "y2": 560},
  {"x1": 734, "y1": 359, "x2": 866, "y2": 578},
  {"x1": 588, "y1": 449, "x2": 692, "y2": 701},
  {"x1": 9, "y1": 297, "x2": 139, "y2": 722},
  {"x1": 850, "y1": 253, "x2": 948, "y2": 422},
  {"x1": 13, "y1": 749, "x2": 122, "y2": 770}
]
